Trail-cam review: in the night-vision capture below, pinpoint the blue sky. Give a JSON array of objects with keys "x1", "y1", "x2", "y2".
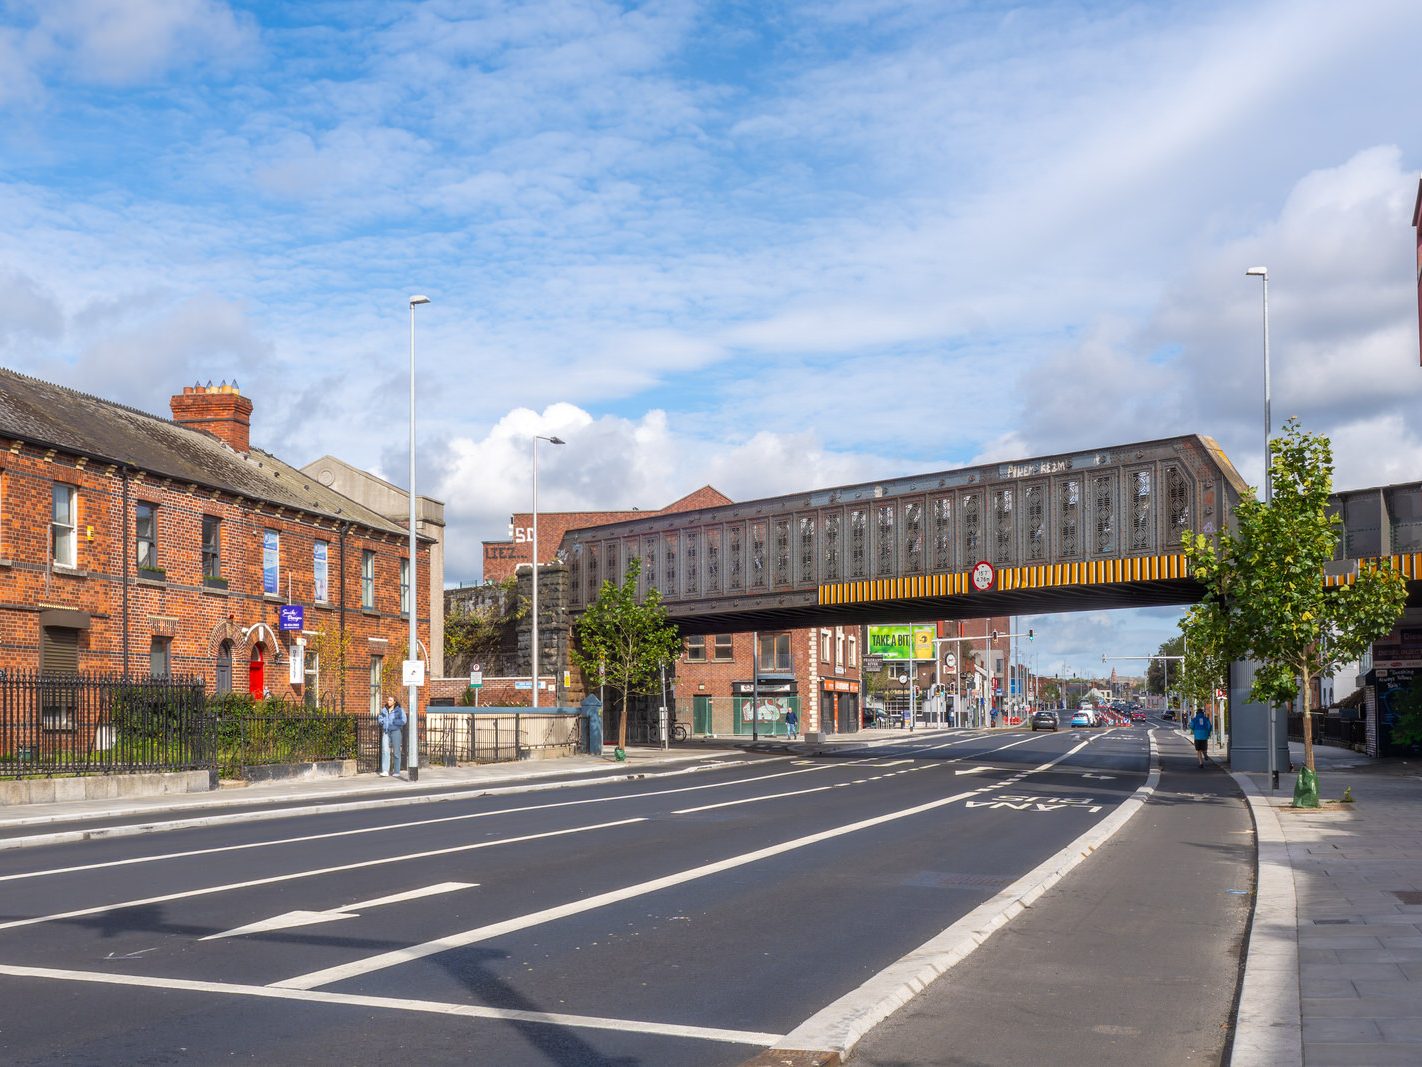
[{"x1": 4, "y1": 0, "x2": 1422, "y2": 678}]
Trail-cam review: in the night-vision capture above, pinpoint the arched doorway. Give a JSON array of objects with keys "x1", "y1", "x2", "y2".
[
  {"x1": 216, "y1": 640, "x2": 234, "y2": 694},
  {"x1": 248, "y1": 643, "x2": 266, "y2": 697}
]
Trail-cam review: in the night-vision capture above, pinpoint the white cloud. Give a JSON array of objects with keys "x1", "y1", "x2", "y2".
[{"x1": 2, "y1": 0, "x2": 257, "y2": 95}]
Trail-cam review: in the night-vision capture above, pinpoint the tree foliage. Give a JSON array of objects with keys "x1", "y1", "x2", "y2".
[
  {"x1": 1182, "y1": 419, "x2": 1407, "y2": 785},
  {"x1": 1145, "y1": 634, "x2": 1184, "y2": 696},
  {"x1": 444, "y1": 577, "x2": 523, "y2": 675},
  {"x1": 571, "y1": 557, "x2": 683, "y2": 750}
]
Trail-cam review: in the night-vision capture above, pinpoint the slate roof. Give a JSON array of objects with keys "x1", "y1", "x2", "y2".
[{"x1": 0, "y1": 367, "x2": 407, "y2": 537}]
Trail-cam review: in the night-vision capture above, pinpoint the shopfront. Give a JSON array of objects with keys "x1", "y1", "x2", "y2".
[{"x1": 731, "y1": 677, "x2": 797, "y2": 737}]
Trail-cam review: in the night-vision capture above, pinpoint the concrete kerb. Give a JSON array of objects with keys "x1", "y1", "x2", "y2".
[
  {"x1": 1228, "y1": 770, "x2": 1304, "y2": 1067},
  {"x1": 0, "y1": 752, "x2": 771, "y2": 852},
  {"x1": 752, "y1": 734, "x2": 1164, "y2": 1065}
]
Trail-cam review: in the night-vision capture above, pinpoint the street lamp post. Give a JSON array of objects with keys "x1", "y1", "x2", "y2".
[
  {"x1": 1246, "y1": 265, "x2": 1278, "y2": 788},
  {"x1": 530, "y1": 434, "x2": 565, "y2": 709},
  {"x1": 406, "y1": 294, "x2": 429, "y2": 782}
]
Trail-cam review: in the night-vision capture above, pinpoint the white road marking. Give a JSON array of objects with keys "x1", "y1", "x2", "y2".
[
  {"x1": 954, "y1": 766, "x2": 996, "y2": 776},
  {"x1": 1082, "y1": 773, "x2": 1117, "y2": 780},
  {"x1": 276, "y1": 736, "x2": 1105, "y2": 993},
  {"x1": 1, "y1": 762, "x2": 848, "y2": 885},
  {"x1": 0, "y1": 818, "x2": 644, "y2": 934},
  {"x1": 0, "y1": 963, "x2": 782, "y2": 1046},
  {"x1": 774, "y1": 733, "x2": 1157, "y2": 1060},
  {"x1": 673, "y1": 784, "x2": 836, "y2": 815},
  {"x1": 272, "y1": 787, "x2": 987, "y2": 991},
  {"x1": 201, "y1": 881, "x2": 477, "y2": 941}
]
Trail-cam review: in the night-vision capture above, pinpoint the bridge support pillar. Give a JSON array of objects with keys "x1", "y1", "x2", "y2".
[{"x1": 1227, "y1": 658, "x2": 1290, "y2": 782}]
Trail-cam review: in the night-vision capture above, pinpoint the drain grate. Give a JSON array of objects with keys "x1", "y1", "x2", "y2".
[
  {"x1": 1392, "y1": 890, "x2": 1422, "y2": 906},
  {"x1": 1313, "y1": 918, "x2": 1357, "y2": 925}
]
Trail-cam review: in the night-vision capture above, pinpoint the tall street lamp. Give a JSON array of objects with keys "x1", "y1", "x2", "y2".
[
  {"x1": 530, "y1": 433, "x2": 564, "y2": 709},
  {"x1": 406, "y1": 294, "x2": 430, "y2": 781},
  {"x1": 1246, "y1": 265, "x2": 1278, "y2": 788}
]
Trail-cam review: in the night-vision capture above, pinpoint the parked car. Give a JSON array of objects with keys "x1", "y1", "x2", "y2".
[{"x1": 1030, "y1": 709, "x2": 1059, "y2": 732}]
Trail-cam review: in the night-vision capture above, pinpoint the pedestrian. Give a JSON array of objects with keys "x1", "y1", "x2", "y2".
[
  {"x1": 990, "y1": 705, "x2": 998, "y2": 729},
  {"x1": 378, "y1": 695, "x2": 406, "y2": 777},
  {"x1": 1189, "y1": 708, "x2": 1213, "y2": 768},
  {"x1": 785, "y1": 706, "x2": 798, "y2": 741}
]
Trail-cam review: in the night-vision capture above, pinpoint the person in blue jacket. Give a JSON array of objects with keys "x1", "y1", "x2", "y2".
[
  {"x1": 378, "y1": 695, "x2": 407, "y2": 777},
  {"x1": 1189, "y1": 708, "x2": 1213, "y2": 768}
]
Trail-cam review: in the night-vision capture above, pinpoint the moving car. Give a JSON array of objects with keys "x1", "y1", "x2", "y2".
[
  {"x1": 1030, "y1": 709, "x2": 1059, "y2": 732},
  {"x1": 1070, "y1": 710, "x2": 1094, "y2": 728}
]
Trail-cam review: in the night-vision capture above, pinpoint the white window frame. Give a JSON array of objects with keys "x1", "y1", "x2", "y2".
[
  {"x1": 400, "y1": 557, "x2": 410, "y2": 616},
  {"x1": 361, "y1": 550, "x2": 375, "y2": 610},
  {"x1": 262, "y1": 529, "x2": 280, "y2": 595},
  {"x1": 314, "y1": 541, "x2": 329, "y2": 603},
  {"x1": 51, "y1": 483, "x2": 77, "y2": 567}
]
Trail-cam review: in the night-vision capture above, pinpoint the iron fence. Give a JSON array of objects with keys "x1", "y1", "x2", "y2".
[
  {"x1": 424, "y1": 711, "x2": 582, "y2": 766},
  {"x1": 1288, "y1": 712, "x2": 1367, "y2": 749},
  {"x1": 212, "y1": 703, "x2": 359, "y2": 779},
  {"x1": 0, "y1": 671, "x2": 211, "y2": 779}
]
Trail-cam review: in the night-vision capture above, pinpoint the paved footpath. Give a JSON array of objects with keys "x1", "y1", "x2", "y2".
[{"x1": 1231, "y1": 742, "x2": 1422, "y2": 1067}]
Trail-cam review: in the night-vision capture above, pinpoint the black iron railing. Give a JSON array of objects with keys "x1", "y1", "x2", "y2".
[
  {"x1": 1288, "y1": 712, "x2": 1366, "y2": 749},
  {"x1": 211, "y1": 700, "x2": 359, "y2": 779},
  {"x1": 423, "y1": 711, "x2": 582, "y2": 767},
  {"x1": 0, "y1": 671, "x2": 211, "y2": 778}
]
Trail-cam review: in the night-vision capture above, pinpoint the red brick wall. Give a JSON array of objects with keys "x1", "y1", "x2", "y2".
[{"x1": 0, "y1": 440, "x2": 430, "y2": 713}]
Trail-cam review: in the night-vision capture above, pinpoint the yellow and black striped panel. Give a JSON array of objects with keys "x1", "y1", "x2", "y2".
[
  {"x1": 817, "y1": 553, "x2": 1191, "y2": 605},
  {"x1": 1323, "y1": 552, "x2": 1422, "y2": 587}
]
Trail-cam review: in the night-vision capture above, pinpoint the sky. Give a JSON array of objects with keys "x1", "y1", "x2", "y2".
[{"x1": 3, "y1": 0, "x2": 1422, "y2": 679}]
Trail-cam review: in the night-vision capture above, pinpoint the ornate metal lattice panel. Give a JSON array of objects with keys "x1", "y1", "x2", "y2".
[
  {"x1": 1165, "y1": 465, "x2": 1190, "y2": 545},
  {"x1": 930, "y1": 496, "x2": 952, "y2": 572},
  {"x1": 569, "y1": 544, "x2": 582, "y2": 603},
  {"x1": 585, "y1": 541, "x2": 599, "y2": 600},
  {"x1": 875, "y1": 503, "x2": 896, "y2": 577},
  {"x1": 961, "y1": 492, "x2": 982, "y2": 562},
  {"x1": 683, "y1": 530, "x2": 699, "y2": 596},
  {"x1": 823, "y1": 511, "x2": 842, "y2": 582},
  {"x1": 773, "y1": 518, "x2": 791, "y2": 587},
  {"x1": 991, "y1": 488, "x2": 1014, "y2": 563},
  {"x1": 664, "y1": 532, "x2": 678, "y2": 592},
  {"x1": 1129, "y1": 468, "x2": 1153, "y2": 552},
  {"x1": 750, "y1": 521, "x2": 767, "y2": 589},
  {"x1": 728, "y1": 524, "x2": 743, "y2": 591},
  {"x1": 1024, "y1": 483, "x2": 1045, "y2": 561},
  {"x1": 798, "y1": 515, "x2": 816, "y2": 585},
  {"x1": 622, "y1": 538, "x2": 637, "y2": 589},
  {"x1": 643, "y1": 535, "x2": 659, "y2": 594},
  {"x1": 1059, "y1": 477, "x2": 1081, "y2": 558},
  {"x1": 903, "y1": 499, "x2": 924, "y2": 573},
  {"x1": 705, "y1": 527, "x2": 721, "y2": 594},
  {"x1": 849, "y1": 507, "x2": 867, "y2": 579},
  {"x1": 1093, "y1": 475, "x2": 1117, "y2": 555}
]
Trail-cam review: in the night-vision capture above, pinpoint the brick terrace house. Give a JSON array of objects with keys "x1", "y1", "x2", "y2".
[
  {"x1": 0, "y1": 370, "x2": 432, "y2": 715},
  {"x1": 479, "y1": 487, "x2": 863, "y2": 736}
]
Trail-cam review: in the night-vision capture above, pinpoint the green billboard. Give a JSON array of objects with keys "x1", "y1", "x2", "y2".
[{"x1": 867, "y1": 624, "x2": 936, "y2": 661}]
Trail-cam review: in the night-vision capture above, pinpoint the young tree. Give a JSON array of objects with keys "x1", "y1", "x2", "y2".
[
  {"x1": 1183, "y1": 419, "x2": 1407, "y2": 806},
  {"x1": 1145, "y1": 634, "x2": 1185, "y2": 697},
  {"x1": 571, "y1": 557, "x2": 684, "y2": 751}
]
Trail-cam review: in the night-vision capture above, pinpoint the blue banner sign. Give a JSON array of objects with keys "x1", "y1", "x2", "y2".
[{"x1": 279, "y1": 605, "x2": 304, "y2": 631}]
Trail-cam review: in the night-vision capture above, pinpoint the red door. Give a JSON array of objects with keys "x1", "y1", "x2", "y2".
[{"x1": 249, "y1": 644, "x2": 265, "y2": 696}]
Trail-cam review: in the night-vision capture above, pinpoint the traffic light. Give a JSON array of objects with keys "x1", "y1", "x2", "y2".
[
  {"x1": 1028, "y1": 628, "x2": 1034, "y2": 641},
  {"x1": 990, "y1": 630, "x2": 999, "y2": 640}
]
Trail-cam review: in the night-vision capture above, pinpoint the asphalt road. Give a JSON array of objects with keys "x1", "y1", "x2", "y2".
[{"x1": 0, "y1": 726, "x2": 1236, "y2": 1066}]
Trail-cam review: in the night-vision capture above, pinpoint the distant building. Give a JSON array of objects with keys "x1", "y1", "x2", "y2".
[
  {"x1": 301, "y1": 455, "x2": 445, "y2": 677},
  {"x1": 481, "y1": 486, "x2": 732, "y2": 581},
  {"x1": 0, "y1": 370, "x2": 432, "y2": 714}
]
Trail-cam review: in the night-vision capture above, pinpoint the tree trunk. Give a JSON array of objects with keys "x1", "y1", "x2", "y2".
[
  {"x1": 1300, "y1": 665, "x2": 1315, "y2": 772},
  {"x1": 617, "y1": 686, "x2": 629, "y2": 750}
]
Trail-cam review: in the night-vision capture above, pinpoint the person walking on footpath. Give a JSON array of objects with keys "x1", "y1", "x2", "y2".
[
  {"x1": 379, "y1": 695, "x2": 407, "y2": 777},
  {"x1": 1189, "y1": 708, "x2": 1213, "y2": 768},
  {"x1": 785, "y1": 706, "x2": 798, "y2": 741}
]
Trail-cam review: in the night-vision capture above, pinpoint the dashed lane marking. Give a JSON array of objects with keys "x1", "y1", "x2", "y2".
[
  {"x1": 0, "y1": 818, "x2": 645, "y2": 934},
  {"x1": 202, "y1": 881, "x2": 478, "y2": 941}
]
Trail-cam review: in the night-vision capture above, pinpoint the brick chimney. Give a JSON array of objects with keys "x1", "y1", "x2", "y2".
[{"x1": 170, "y1": 381, "x2": 253, "y2": 453}]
